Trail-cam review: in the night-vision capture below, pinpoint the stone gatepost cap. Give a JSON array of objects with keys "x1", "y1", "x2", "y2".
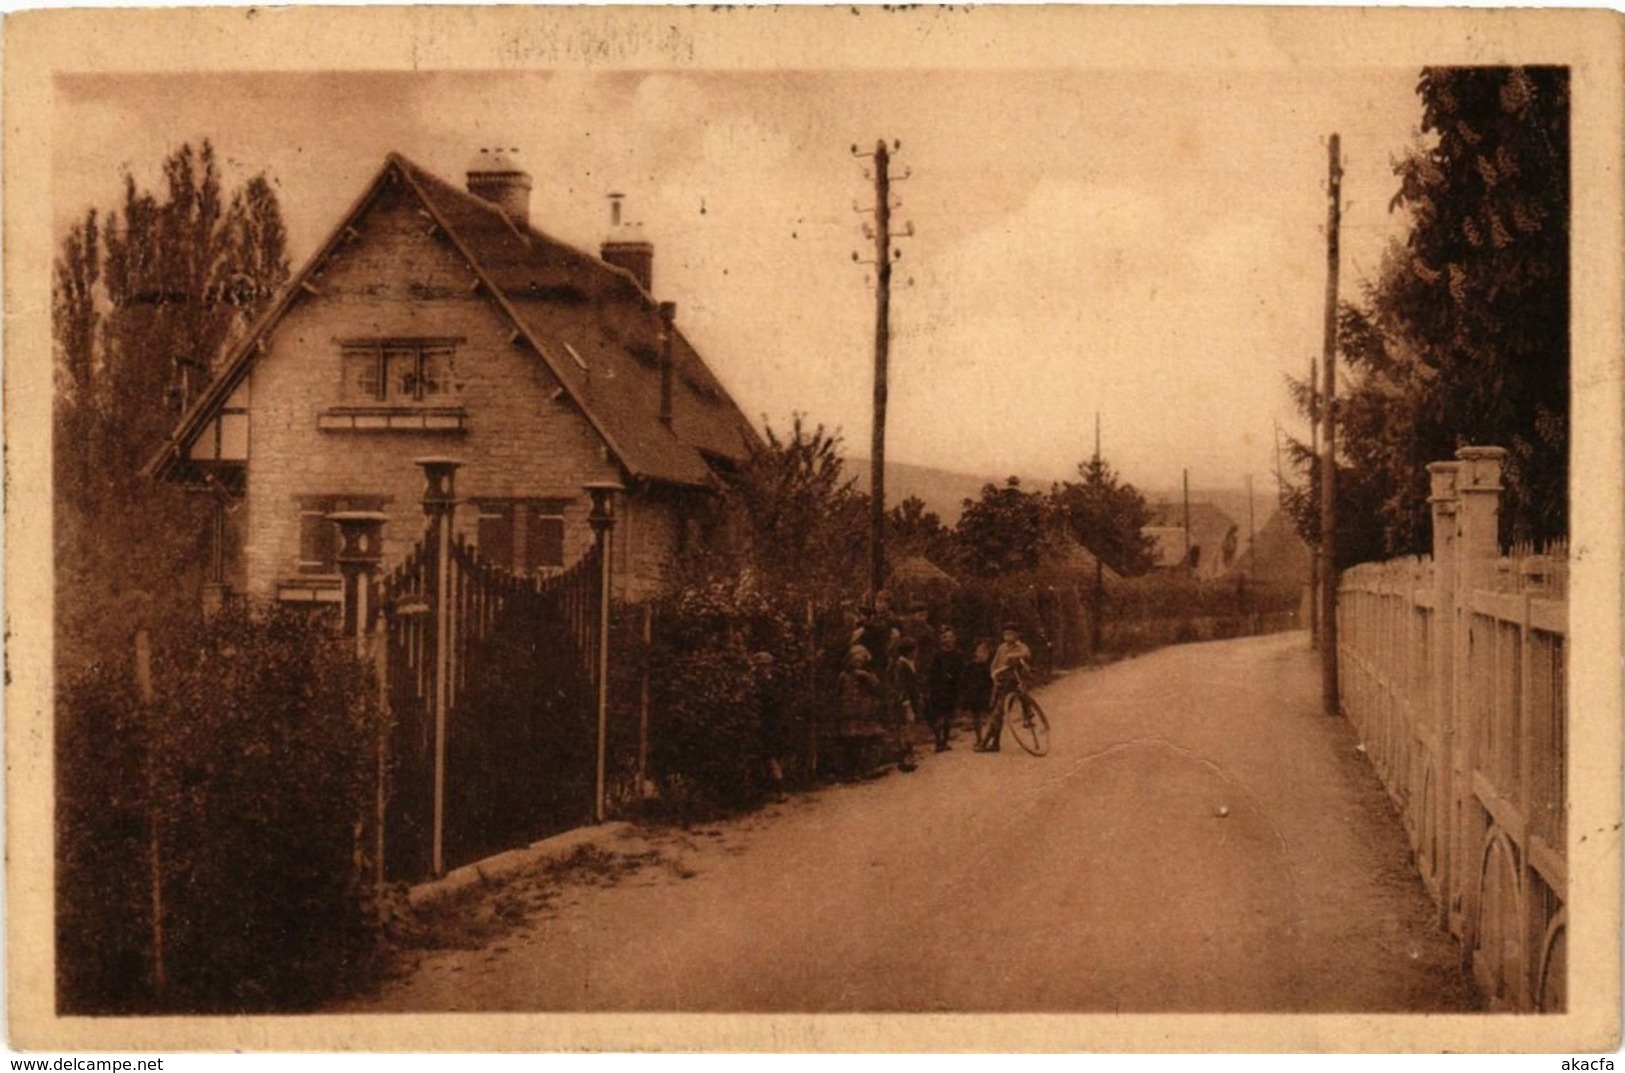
[
  {"x1": 1455, "y1": 445, "x2": 1506, "y2": 490},
  {"x1": 412, "y1": 456, "x2": 467, "y2": 468},
  {"x1": 1426, "y1": 460, "x2": 1459, "y2": 503},
  {"x1": 326, "y1": 510, "x2": 390, "y2": 523}
]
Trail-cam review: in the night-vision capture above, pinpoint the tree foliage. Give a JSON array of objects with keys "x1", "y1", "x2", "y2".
[
  {"x1": 953, "y1": 477, "x2": 1053, "y2": 578},
  {"x1": 1287, "y1": 66, "x2": 1569, "y2": 559},
  {"x1": 704, "y1": 414, "x2": 869, "y2": 601},
  {"x1": 1052, "y1": 455, "x2": 1158, "y2": 577},
  {"x1": 886, "y1": 495, "x2": 955, "y2": 567},
  {"x1": 53, "y1": 141, "x2": 291, "y2": 662}
]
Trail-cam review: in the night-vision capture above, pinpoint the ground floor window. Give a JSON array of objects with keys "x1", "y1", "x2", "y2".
[
  {"x1": 474, "y1": 498, "x2": 571, "y2": 576},
  {"x1": 296, "y1": 493, "x2": 388, "y2": 574}
]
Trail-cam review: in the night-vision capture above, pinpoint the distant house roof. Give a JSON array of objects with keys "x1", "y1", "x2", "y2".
[
  {"x1": 1229, "y1": 508, "x2": 1312, "y2": 583},
  {"x1": 1144, "y1": 501, "x2": 1239, "y2": 575},
  {"x1": 149, "y1": 152, "x2": 760, "y2": 488},
  {"x1": 888, "y1": 554, "x2": 957, "y2": 590},
  {"x1": 1147, "y1": 501, "x2": 1237, "y2": 537},
  {"x1": 1143, "y1": 526, "x2": 1190, "y2": 569},
  {"x1": 1040, "y1": 536, "x2": 1122, "y2": 583}
]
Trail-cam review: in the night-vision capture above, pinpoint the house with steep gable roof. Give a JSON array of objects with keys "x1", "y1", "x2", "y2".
[
  {"x1": 147, "y1": 149, "x2": 761, "y2": 605},
  {"x1": 1143, "y1": 501, "x2": 1239, "y2": 580}
]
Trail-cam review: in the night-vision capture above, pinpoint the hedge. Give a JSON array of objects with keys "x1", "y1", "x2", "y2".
[{"x1": 56, "y1": 605, "x2": 386, "y2": 1013}]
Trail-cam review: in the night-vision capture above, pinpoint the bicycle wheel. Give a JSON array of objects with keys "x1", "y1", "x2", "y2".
[{"x1": 1002, "y1": 692, "x2": 1051, "y2": 756}]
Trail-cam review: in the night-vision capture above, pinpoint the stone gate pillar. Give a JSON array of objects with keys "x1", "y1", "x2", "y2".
[
  {"x1": 1427, "y1": 459, "x2": 1460, "y2": 932},
  {"x1": 585, "y1": 480, "x2": 622, "y2": 826},
  {"x1": 1456, "y1": 447, "x2": 1507, "y2": 593},
  {"x1": 329, "y1": 511, "x2": 388, "y2": 652},
  {"x1": 416, "y1": 456, "x2": 464, "y2": 878},
  {"x1": 1451, "y1": 446, "x2": 1507, "y2": 972}
]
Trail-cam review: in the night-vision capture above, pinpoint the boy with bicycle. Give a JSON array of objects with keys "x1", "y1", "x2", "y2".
[{"x1": 975, "y1": 622, "x2": 1032, "y2": 753}]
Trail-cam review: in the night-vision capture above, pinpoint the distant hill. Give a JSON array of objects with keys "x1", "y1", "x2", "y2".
[
  {"x1": 849, "y1": 462, "x2": 1284, "y2": 533},
  {"x1": 847, "y1": 458, "x2": 1047, "y2": 525}
]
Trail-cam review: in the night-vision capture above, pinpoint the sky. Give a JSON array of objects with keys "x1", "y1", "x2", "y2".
[{"x1": 54, "y1": 66, "x2": 1425, "y2": 495}]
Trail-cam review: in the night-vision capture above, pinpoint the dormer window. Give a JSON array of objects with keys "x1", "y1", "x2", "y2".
[{"x1": 340, "y1": 338, "x2": 462, "y2": 405}]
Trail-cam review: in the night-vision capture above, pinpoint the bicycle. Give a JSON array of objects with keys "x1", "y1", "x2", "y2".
[{"x1": 993, "y1": 664, "x2": 1051, "y2": 757}]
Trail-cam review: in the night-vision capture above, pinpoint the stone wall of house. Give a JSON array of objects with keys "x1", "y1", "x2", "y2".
[{"x1": 239, "y1": 174, "x2": 683, "y2": 601}]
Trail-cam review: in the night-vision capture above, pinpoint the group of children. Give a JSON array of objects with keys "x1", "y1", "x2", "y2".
[{"x1": 835, "y1": 591, "x2": 1033, "y2": 775}]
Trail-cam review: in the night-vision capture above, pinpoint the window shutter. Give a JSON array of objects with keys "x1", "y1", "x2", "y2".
[
  {"x1": 298, "y1": 499, "x2": 338, "y2": 574},
  {"x1": 477, "y1": 504, "x2": 516, "y2": 569},
  {"x1": 526, "y1": 505, "x2": 567, "y2": 571}
]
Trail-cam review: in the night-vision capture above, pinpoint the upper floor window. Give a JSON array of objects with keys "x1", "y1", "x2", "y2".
[{"x1": 340, "y1": 338, "x2": 461, "y2": 405}]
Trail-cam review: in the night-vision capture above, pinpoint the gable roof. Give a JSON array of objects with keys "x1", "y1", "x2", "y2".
[
  {"x1": 1143, "y1": 525, "x2": 1190, "y2": 568},
  {"x1": 1147, "y1": 500, "x2": 1237, "y2": 538},
  {"x1": 888, "y1": 554, "x2": 957, "y2": 589},
  {"x1": 1040, "y1": 535, "x2": 1122, "y2": 583},
  {"x1": 149, "y1": 153, "x2": 761, "y2": 488}
]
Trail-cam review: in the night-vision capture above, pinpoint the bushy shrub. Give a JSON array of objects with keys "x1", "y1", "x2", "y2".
[
  {"x1": 622, "y1": 577, "x2": 819, "y2": 818},
  {"x1": 1099, "y1": 574, "x2": 1300, "y2": 655},
  {"x1": 946, "y1": 571, "x2": 1300, "y2": 669},
  {"x1": 56, "y1": 605, "x2": 386, "y2": 1013}
]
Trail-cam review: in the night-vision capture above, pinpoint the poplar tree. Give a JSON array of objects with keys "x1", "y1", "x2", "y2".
[{"x1": 53, "y1": 140, "x2": 291, "y2": 661}]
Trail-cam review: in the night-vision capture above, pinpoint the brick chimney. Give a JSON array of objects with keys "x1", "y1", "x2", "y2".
[
  {"x1": 601, "y1": 192, "x2": 654, "y2": 292},
  {"x1": 466, "y1": 148, "x2": 532, "y2": 228}
]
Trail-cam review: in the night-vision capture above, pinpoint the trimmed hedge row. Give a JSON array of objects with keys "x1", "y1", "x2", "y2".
[{"x1": 57, "y1": 606, "x2": 386, "y2": 1014}]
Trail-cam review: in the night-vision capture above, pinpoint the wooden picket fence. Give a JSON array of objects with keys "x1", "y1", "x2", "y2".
[{"x1": 1337, "y1": 447, "x2": 1566, "y2": 1011}]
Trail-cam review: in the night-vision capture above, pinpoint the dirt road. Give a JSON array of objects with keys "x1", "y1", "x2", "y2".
[{"x1": 349, "y1": 631, "x2": 1480, "y2": 1013}]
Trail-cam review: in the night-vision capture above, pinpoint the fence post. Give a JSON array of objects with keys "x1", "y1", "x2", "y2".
[
  {"x1": 1427, "y1": 459, "x2": 1461, "y2": 932},
  {"x1": 416, "y1": 457, "x2": 463, "y2": 878},
  {"x1": 638, "y1": 603, "x2": 653, "y2": 795},
  {"x1": 134, "y1": 629, "x2": 165, "y2": 1002},
  {"x1": 805, "y1": 600, "x2": 819, "y2": 779}
]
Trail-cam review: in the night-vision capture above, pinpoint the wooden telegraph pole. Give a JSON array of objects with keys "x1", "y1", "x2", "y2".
[
  {"x1": 871, "y1": 140, "x2": 893, "y2": 601},
  {"x1": 1309, "y1": 357, "x2": 1320, "y2": 649},
  {"x1": 1182, "y1": 468, "x2": 1192, "y2": 569},
  {"x1": 1319, "y1": 134, "x2": 1343, "y2": 716},
  {"x1": 852, "y1": 139, "x2": 911, "y2": 601}
]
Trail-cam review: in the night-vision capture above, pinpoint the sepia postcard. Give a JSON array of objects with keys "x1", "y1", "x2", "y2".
[{"x1": 5, "y1": 3, "x2": 1622, "y2": 1056}]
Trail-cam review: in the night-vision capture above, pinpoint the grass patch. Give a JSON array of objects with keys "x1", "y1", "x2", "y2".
[{"x1": 387, "y1": 844, "x2": 667, "y2": 956}]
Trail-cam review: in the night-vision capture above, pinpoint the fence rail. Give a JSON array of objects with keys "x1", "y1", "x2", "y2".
[{"x1": 1337, "y1": 446, "x2": 1566, "y2": 1012}]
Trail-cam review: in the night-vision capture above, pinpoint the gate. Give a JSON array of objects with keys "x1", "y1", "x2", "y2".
[{"x1": 379, "y1": 526, "x2": 602, "y2": 882}]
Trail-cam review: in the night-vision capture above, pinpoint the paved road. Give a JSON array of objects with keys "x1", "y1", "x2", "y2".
[{"x1": 352, "y1": 631, "x2": 1480, "y2": 1013}]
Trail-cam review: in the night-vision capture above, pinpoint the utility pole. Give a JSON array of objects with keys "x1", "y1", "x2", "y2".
[
  {"x1": 1182, "y1": 468, "x2": 1192, "y2": 570},
  {"x1": 1320, "y1": 133, "x2": 1343, "y2": 717},
  {"x1": 1272, "y1": 420, "x2": 1287, "y2": 510},
  {"x1": 852, "y1": 139, "x2": 911, "y2": 601},
  {"x1": 1247, "y1": 473, "x2": 1256, "y2": 575},
  {"x1": 1308, "y1": 356, "x2": 1320, "y2": 649},
  {"x1": 1091, "y1": 412, "x2": 1104, "y2": 653}
]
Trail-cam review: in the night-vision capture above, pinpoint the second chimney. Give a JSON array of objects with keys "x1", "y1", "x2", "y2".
[
  {"x1": 466, "y1": 148, "x2": 533, "y2": 228},
  {"x1": 601, "y1": 192, "x2": 654, "y2": 292}
]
